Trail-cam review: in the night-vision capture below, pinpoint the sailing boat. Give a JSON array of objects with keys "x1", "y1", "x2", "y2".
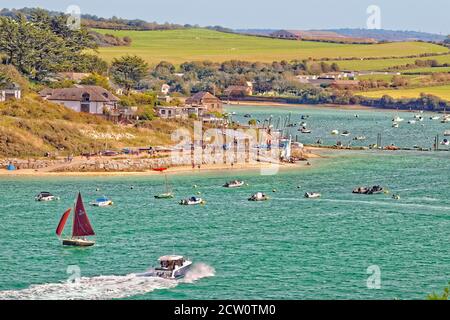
[
  {"x1": 56, "y1": 193, "x2": 96, "y2": 247},
  {"x1": 154, "y1": 168, "x2": 174, "y2": 199}
]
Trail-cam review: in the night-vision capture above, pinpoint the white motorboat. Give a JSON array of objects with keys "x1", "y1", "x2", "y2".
[
  {"x1": 353, "y1": 136, "x2": 366, "y2": 141},
  {"x1": 408, "y1": 120, "x2": 416, "y2": 124},
  {"x1": 223, "y1": 180, "x2": 245, "y2": 188},
  {"x1": 341, "y1": 131, "x2": 351, "y2": 137},
  {"x1": 444, "y1": 130, "x2": 450, "y2": 136},
  {"x1": 180, "y1": 197, "x2": 204, "y2": 205},
  {"x1": 137, "y1": 255, "x2": 193, "y2": 280},
  {"x1": 331, "y1": 130, "x2": 339, "y2": 135},
  {"x1": 441, "y1": 139, "x2": 450, "y2": 146},
  {"x1": 430, "y1": 116, "x2": 440, "y2": 120},
  {"x1": 35, "y1": 192, "x2": 59, "y2": 202},
  {"x1": 392, "y1": 122, "x2": 399, "y2": 128},
  {"x1": 305, "y1": 192, "x2": 321, "y2": 199},
  {"x1": 248, "y1": 192, "x2": 269, "y2": 201},
  {"x1": 392, "y1": 116, "x2": 404, "y2": 122},
  {"x1": 90, "y1": 196, "x2": 113, "y2": 207}
]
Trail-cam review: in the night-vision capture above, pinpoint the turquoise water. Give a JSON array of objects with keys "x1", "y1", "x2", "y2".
[
  {"x1": 0, "y1": 105, "x2": 449, "y2": 300},
  {"x1": 228, "y1": 104, "x2": 450, "y2": 149}
]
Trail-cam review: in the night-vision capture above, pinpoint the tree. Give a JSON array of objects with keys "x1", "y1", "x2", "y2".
[
  {"x1": 0, "y1": 12, "x2": 98, "y2": 80},
  {"x1": 110, "y1": 55, "x2": 149, "y2": 93},
  {"x1": 80, "y1": 73, "x2": 111, "y2": 90}
]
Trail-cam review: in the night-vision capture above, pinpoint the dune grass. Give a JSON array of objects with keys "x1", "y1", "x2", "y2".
[
  {"x1": 0, "y1": 95, "x2": 187, "y2": 157},
  {"x1": 94, "y1": 28, "x2": 449, "y2": 66}
]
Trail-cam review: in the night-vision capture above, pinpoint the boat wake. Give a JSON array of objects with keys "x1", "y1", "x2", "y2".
[
  {"x1": 181, "y1": 263, "x2": 216, "y2": 284},
  {"x1": 0, "y1": 263, "x2": 215, "y2": 300}
]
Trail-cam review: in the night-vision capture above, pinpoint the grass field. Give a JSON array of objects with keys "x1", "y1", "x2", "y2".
[
  {"x1": 94, "y1": 28, "x2": 449, "y2": 66},
  {"x1": 330, "y1": 54, "x2": 450, "y2": 71},
  {"x1": 402, "y1": 67, "x2": 450, "y2": 74},
  {"x1": 356, "y1": 85, "x2": 450, "y2": 101}
]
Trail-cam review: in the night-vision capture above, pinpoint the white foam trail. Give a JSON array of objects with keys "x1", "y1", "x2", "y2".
[
  {"x1": 181, "y1": 263, "x2": 216, "y2": 284},
  {"x1": 0, "y1": 263, "x2": 215, "y2": 300}
]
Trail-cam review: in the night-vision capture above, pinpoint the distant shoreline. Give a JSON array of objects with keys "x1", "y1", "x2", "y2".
[{"x1": 225, "y1": 101, "x2": 404, "y2": 112}]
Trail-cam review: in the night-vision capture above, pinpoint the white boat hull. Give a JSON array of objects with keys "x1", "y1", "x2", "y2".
[{"x1": 138, "y1": 261, "x2": 193, "y2": 280}]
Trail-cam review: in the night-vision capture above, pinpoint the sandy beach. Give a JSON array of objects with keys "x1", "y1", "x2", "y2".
[{"x1": 0, "y1": 157, "x2": 320, "y2": 177}]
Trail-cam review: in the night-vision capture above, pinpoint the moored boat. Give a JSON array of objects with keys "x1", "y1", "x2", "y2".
[
  {"x1": 56, "y1": 193, "x2": 95, "y2": 247},
  {"x1": 392, "y1": 122, "x2": 399, "y2": 128},
  {"x1": 137, "y1": 255, "x2": 192, "y2": 280},
  {"x1": 223, "y1": 180, "x2": 245, "y2": 188},
  {"x1": 180, "y1": 197, "x2": 204, "y2": 205},
  {"x1": 331, "y1": 130, "x2": 339, "y2": 135},
  {"x1": 341, "y1": 131, "x2": 351, "y2": 137},
  {"x1": 90, "y1": 196, "x2": 113, "y2": 207},
  {"x1": 305, "y1": 192, "x2": 321, "y2": 199},
  {"x1": 441, "y1": 139, "x2": 450, "y2": 146},
  {"x1": 353, "y1": 185, "x2": 384, "y2": 195},
  {"x1": 35, "y1": 192, "x2": 59, "y2": 202},
  {"x1": 248, "y1": 192, "x2": 269, "y2": 201},
  {"x1": 299, "y1": 127, "x2": 312, "y2": 134},
  {"x1": 154, "y1": 168, "x2": 174, "y2": 199},
  {"x1": 393, "y1": 116, "x2": 404, "y2": 122}
]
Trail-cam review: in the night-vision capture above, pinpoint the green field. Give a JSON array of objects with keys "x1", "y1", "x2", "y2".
[
  {"x1": 402, "y1": 66, "x2": 450, "y2": 74},
  {"x1": 329, "y1": 54, "x2": 450, "y2": 71},
  {"x1": 94, "y1": 28, "x2": 449, "y2": 66},
  {"x1": 356, "y1": 85, "x2": 450, "y2": 101}
]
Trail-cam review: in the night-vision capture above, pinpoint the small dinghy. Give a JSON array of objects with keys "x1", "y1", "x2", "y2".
[
  {"x1": 392, "y1": 122, "x2": 399, "y2": 128},
  {"x1": 223, "y1": 180, "x2": 245, "y2": 188},
  {"x1": 137, "y1": 255, "x2": 192, "y2": 280},
  {"x1": 248, "y1": 192, "x2": 269, "y2": 201},
  {"x1": 331, "y1": 130, "x2": 339, "y2": 135},
  {"x1": 244, "y1": 114, "x2": 252, "y2": 118},
  {"x1": 180, "y1": 197, "x2": 204, "y2": 205},
  {"x1": 408, "y1": 120, "x2": 416, "y2": 124},
  {"x1": 56, "y1": 193, "x2": 95, "y2": 247},
  {"x1": 353, "y1": 136, "x2": 366, "y2": 141},
  {"x1": 305, "y1": 192, "x2": 321, "y2": 199},
  {"x1": 90, "y1": 196, "x2": 113, "y2": 207},
  {"x1": 392, "y1": 194, "x2": 401, "y2": 200},
  {"x1": 430, "y1": 116, "x2": 440, "y2": 120},
  {"x1": 441, "y1": 139, "x2": 450, "y2": 146},
  {"x1": 35, "y1": 192, "x2": 59, "y2": 202},
  {"x1": 392, "y1": 116, "x2": 404, "y2": 122},
  {"x1": 299, "y1": 127, "x2": 312, "y2": 134},
  {"x1": 341, "y1": 131, "x2": 351, "y2": 137}
]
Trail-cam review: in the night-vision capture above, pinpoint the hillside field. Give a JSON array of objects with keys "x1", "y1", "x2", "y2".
[
  {"x1": 356, "y1": 85, "x2": 450, "y2": 101},
  {"x1": 94, "y1": 28, "x2": 449, "y2": 66}
]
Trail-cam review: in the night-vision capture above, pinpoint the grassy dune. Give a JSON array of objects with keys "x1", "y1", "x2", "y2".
[
  {"x1": 356, "y1": 85, "x2": 450, "y2": 101},
  {"x1": 0, "y1": 95, "x2": 187, "y2": 157},
  {"x1": 94, "y1": 28, "x2": 449, "y2": 66}
]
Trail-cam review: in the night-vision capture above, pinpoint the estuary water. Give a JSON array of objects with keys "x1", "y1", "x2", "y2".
[{"x1": 0, "y1": 105, "x2": 449, "y2": 300}]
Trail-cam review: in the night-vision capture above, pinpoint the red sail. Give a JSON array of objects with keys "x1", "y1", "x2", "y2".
[
  {"x1": 72, "y1": 193, "x2": 95, "y2": 237},
  {"x1": 56, "y1": 208, "x2": 71, "y2": 236}
]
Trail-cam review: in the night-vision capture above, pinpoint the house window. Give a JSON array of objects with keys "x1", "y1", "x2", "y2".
[
  {"x1": 81, "y1": 104, "x2": 90, "y2": 113},
  {"x1": 82, "y1": 93, "x2": 90, "y2": 102}
]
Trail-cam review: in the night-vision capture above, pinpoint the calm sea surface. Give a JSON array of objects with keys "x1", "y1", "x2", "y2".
[{"x1": 0, "y1": 105, "x2": 449, "y2": 300}]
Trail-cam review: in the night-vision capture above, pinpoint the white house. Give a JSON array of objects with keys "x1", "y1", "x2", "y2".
[
  {"x1": 40, "y1": 85, "x2": 119, "y2": 114},
  {"x1": 161, "y1": 84, "x2": 170, "y2": 95},
  {"x1": 0, "y1": 83, "x2": 21, "y2": 102}
]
